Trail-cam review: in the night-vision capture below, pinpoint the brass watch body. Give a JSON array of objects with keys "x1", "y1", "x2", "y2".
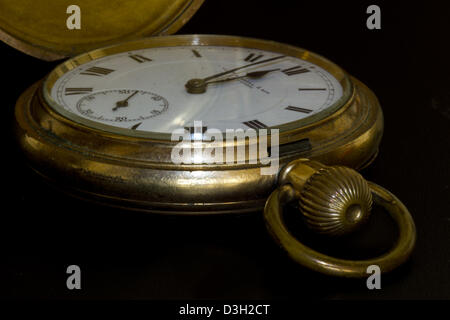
[{"x1": 14, "y1": 35, "x2": 383, "y2": 215}]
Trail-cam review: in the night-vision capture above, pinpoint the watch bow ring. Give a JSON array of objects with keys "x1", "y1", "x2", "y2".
[{"x1": 264, "y1": 159, "x2": 416, "y2": 277}]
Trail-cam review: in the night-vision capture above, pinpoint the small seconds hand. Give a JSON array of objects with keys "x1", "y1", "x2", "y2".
[{"x1": 113, "y1": 90, "x2": 138, "y2": 111}]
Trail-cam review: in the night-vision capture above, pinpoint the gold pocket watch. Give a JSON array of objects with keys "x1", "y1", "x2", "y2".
[{"x1": 4, "y1": 0, "x2": 415, "y2": 278}]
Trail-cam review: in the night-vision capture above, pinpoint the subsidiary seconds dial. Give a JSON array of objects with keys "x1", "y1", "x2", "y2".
[{"x1": 76, "y1": 89, "x2": 169, "y2": 123}]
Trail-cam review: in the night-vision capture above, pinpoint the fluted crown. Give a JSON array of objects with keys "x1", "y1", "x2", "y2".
[{"x1": 298, "y1": 166, "x2": 373, "y2": 236}]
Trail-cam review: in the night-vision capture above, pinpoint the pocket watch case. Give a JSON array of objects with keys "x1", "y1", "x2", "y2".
[{"x1": 4, "y1": 1, "x2": 416, "y2": 278}]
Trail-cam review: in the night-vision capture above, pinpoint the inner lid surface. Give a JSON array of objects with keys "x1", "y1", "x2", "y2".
[{"x1": 0, "y1": 0, "x2": 204, "y2": 60}]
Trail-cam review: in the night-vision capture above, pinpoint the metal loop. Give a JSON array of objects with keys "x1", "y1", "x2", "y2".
[{"x1": 264, "y1": 182, "x2": 416, "y2": 278}]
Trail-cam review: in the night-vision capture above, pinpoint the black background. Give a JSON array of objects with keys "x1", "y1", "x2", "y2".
[{"x1": 1, "y1": 0, "x2": 449, "y2": 300}]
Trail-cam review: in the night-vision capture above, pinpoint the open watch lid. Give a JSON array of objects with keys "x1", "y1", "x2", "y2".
[{"x1": 0, "y1": 0, "x2": 205, "y2": 60}]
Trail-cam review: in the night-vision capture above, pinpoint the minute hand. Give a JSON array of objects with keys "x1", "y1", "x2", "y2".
[
  {"x1": 185, "y1": 55, "x2": 286, "y2": 94},
  {"x1": 204, "y1": 55, "x2": 285, "y2": 81},
  {"x1": 206, "y1": 68, "x2": 280, "y2": 85}
]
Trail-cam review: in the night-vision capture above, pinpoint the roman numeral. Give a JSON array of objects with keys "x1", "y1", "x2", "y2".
[
  {"x1": 129, "y1": 54, "x2": 152, "y2": 63},
  {"x1": 192, "y1": 49, "x2": 202, "y2": 58},
  {"x1": 64, "y1": 87, "x2": 93, "y2": 95},
  {"x1": 298, "y1": 88, "x2": 327, "y2": 91},
  {"x1": 282, "y1": 66, "x2": 310, "y2": 76},
  {"x1": 184, "y1": 125, "x2": 207, "y2": 140},
  {"x1": 130, "y1": 122, "x2": 142, "y2": 130},
  {"x1": 244, "y1": 53, "x2": 264, "y2": 62},
  {"x1": 80, "y1": 66, "x2": 115, "y2": 76},
  {"x1": 184, "y1": 126, "x2": 208, "y2": 134},
  {"x1": 285, "y1": 106, "x2": 313, "y2": 114},
  {"x1": 243, "y1": 120, "x2": 268, "y2": 129}
]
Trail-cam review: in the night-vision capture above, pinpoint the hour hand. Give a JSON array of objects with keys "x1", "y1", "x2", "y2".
[{"x1": 185, "y1": 68, "x2": 280, "y2": 94}]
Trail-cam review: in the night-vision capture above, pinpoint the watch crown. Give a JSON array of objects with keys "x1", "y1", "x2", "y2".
[{"x1": 299, "y1": 165, "x2": 373, "y2": 236}]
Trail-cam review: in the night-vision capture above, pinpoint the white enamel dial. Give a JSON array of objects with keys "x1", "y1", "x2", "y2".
[{"x1": 49, "y1": 45, "x2": 344, "y2": 134}]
